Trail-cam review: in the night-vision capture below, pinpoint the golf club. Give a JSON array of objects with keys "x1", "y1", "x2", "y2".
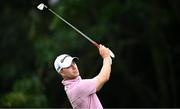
[{"x1": 37, "y1": 3, "x2": 115, "y2": 58}]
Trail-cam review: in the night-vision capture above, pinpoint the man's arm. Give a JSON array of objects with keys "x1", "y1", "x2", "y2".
[{"x1": 94, "y1": 44, "x2": 112, "y2": 91}]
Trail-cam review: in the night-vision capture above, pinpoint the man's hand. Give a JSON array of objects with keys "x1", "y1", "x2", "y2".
[{"x1": 99, "y1": 44, "x2": 110, "y2": 59}]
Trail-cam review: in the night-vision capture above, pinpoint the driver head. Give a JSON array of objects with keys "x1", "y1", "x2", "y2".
[{"x1": 37, "y1": 3, "x2": 47, "y2": 10}]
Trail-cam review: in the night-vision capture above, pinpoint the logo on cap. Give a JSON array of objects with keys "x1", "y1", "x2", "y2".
[{"x1": 60, "y1": 55, "x2": 69, "y2": 63}]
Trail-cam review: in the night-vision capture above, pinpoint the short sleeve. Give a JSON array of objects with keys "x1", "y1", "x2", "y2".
[
  {"x1": 75, "y1": 78, "x2": 96, "y2": 97},
  {"x1": 80, "y1": 78, "x2": 96, "y2": 95}
]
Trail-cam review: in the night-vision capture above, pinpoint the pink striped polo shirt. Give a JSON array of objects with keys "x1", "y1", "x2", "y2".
[{"x1": 62, "y1": 76, "x2": 103, "y2": 109}]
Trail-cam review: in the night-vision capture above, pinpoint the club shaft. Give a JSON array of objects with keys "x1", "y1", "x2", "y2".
[
  {"x1": 48, "y1": 8, "x2": 99, "y2": 48},
  {"x1": 45, "y1": 6, "x2": 115, "y2": 58}
]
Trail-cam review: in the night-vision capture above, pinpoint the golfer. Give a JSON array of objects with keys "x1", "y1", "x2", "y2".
[{"x1": 54, "y1": 44, "x2": 112, "y2": 109}]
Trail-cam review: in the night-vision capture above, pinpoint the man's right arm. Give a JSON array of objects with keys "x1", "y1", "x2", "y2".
[{"x1": 93, "y1": 44, "x2": 112, "y2": 92}]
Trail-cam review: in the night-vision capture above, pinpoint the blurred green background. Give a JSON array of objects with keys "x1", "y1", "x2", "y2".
[{"x1": 0, "y1": 0, "x2": 179, "y2": 108}]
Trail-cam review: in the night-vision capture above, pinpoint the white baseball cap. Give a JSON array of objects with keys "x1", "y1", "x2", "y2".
[{"x1": 54, "y1": 54, "x2": 78, "y2": 73}]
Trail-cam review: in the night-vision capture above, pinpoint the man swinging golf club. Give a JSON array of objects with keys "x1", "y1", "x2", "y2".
[
  {"x1": 54, "y1": 44, "x2": 112, "y2": 109},
  {"x1": 37, "y1": 3, "x2": 113, "y2": 108}
]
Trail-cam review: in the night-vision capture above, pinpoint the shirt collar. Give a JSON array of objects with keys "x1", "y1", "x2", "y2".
[{"x1": 62, "y1": 76, "x2": 81, "y2": 86}]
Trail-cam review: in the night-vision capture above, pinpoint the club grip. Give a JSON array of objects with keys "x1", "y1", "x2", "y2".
[
  {"x1": 109, "y1": 49, "x2": 115, "y2": 58},
  {"x1": 92, "y1": 41, "x2": 115, "y2": 58}
]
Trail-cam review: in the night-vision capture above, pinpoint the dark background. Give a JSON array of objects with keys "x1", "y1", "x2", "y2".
[{"x1": 0, "y1": 0, "x2": 179, "y2": 108}]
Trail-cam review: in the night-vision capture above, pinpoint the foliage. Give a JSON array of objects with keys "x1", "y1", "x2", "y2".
[{"x1": 1, "y1": 76, "x2": 48, "y2": 107}]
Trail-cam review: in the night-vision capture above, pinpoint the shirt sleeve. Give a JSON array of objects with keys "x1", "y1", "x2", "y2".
[{"x1": 76, "y1": 78, "x2": 96, "y2": 97}]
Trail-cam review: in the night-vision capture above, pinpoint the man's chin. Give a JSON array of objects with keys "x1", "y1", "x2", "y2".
[
  {"x1": 74, "y1": 71, "x2": 79, "y2": 76},
  {"x1": 75, "y1": 74, "x2": 79, "y2": 77}
]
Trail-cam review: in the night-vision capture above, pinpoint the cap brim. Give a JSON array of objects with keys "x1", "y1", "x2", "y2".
[
  {"x1": 72, "y1": 57, "x2": 79, "y2": 62},
  {"x1": 61, "y1": 57, "x2": 79, "y2": 69}
]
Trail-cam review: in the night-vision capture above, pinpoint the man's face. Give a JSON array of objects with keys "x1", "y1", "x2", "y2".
[{"x1": 60, "y1": 61, "x2": 79, "y2": 80}]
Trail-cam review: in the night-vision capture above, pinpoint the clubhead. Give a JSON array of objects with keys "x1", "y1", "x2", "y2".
[{"x1": 37, "y1": 3, "x2": 47, "y2": 10}]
